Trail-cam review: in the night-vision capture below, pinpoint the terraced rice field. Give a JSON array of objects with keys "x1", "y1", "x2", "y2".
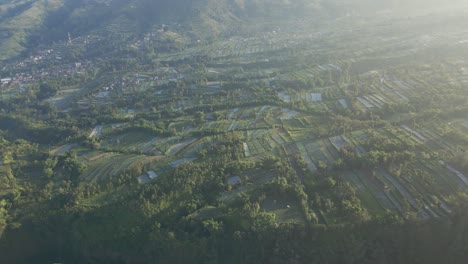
[
  {"x1": 338, "y1": 99, "x2": 348, "y2": 108},
  {"x1": 82, "y1": 153, "x2": 160, "y2": 183},
  {"x1": 166, "y1": 137, "x2": 198, "y2": 156},
  {"x1": 329, "y1": 135, "x2": 349, "y2": 150},
  {"x1": 357, "y1": 97, "x2": 375, "y2": 108},
  {"x1": 101, "y1": 132, "x2": 154, "y2": 153},
  {"x1": 170, "y1": 157, "x2": 197, "y2": 168}
]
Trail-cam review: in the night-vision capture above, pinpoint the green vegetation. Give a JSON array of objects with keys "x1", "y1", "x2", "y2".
[{"x1": 0, "y1": 0, "x2": 467, "y2": 263}]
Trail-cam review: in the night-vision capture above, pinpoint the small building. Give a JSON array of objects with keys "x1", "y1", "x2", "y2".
[
  {"x1": 138, "y1": 175, "x2": 151, "y2": 184},
  {"x1": 1, "y1": 78, "x2": 12, "y2": 84},
  {"x1": 147, "y1": 171, "x2": 158, "y2": 180},
  {"x1": 138, "y1": 171, "x2": 158, "y2": 184}
]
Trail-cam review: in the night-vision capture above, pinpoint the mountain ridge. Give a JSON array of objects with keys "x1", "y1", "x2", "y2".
[{"x1": 0, "y1": 0, "x2": 466, "y2": 60}]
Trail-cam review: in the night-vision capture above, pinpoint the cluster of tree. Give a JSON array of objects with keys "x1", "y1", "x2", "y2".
[
  {"x1": 36, "y1": 82, "x2": 60, "y2": 100},
  {"x1": 2, "y1": 185, "x2": 467, "y2": 263},
  {"x1": 42, "y1": 151, "x2": 86, "y2": 181}
]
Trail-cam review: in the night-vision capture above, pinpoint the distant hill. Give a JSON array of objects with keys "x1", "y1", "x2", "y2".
[
  {"x1": 0, "y1": 0, "x2": 326, "y2": 60},
  {"x1": 0, "y1": 0, "x2": 64, "y2": 60},
  {"x1": 0, "y1": 0, "x2": 466, "y2": 60}
]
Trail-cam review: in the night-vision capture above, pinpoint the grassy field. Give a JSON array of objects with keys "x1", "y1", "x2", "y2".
[
  {"x1": 81, "y1": 152, "x2": 161, "y2": 183},
  {"x1": 261, "y1": 195, "x2": 306, "y2": 224}
]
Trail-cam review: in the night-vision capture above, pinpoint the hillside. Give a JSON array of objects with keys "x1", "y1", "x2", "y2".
[
  {"x1": 0, "y1": 0, "x2": 467, "y2": 263},
  {"x1": 0, "y1": 0, "x2": 63, "y2": 60},
  {"x1": 4, "y1": 0, "x2": 464, "y2": 60},
  {"x1": 0, "y1": 0, "x2": 324, "y2": 60}
]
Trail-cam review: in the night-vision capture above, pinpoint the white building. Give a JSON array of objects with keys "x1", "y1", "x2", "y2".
[
  {"x1": 147, "y1": 171, "x2": 158, "y2": 180},
  {"x1": 1, "y1": 78, "x2": 12, "y2": 84}
]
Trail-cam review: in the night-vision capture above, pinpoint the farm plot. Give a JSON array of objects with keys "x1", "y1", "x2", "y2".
[
  {"x1": 446, "y1": 164, "x2": 468, "y2": 186},
  {"x1": 303, "y1": 141, "x2": 330, "y2": 165},
  {"x1": 342, "y1": 171, "x2": 386, "y2": 214},
  {"x1": 320, "y1": 139, "x2": 340, "y2": 164},
  {"x1": 46, "y1": 86, "x2": 81, "y2": 109},
  {"x1": 372, "y1": 84, "x2": 389, "y2": 93},
  {"x1": 393, "y1": 91, "x2": 409, "y2": 101},
  {"x1": 282, "y1": 119, "x2": 304, "y2": 129},
  {"x1": 219, "y1": 170, "x2": 275, "y2": 205},
  {"x1": 243, "y1": 129, "x2": 269, "y2": 141},
  {"x1": 379, "y1": 127, "x2": 421, "y2": 147},
  {"x1": 350, "y1": 130, "x2": 370, "y2": 145},
  {"x1": 340, "y1": 133, "x2": 359, "y2": 148},
  {"x1": 168, "y1": 121, "x2": 193, "y2": 133},
  {"x1": 317, "y1": 64, "x2": 341, "y2": 72},
  {"x1": 357, "y1": 97, "x2": 375, "y2": 108},
  {"x1": 306, "y1": 93, "x2": 322, "y2": 102},
  {"x1": 288, "y1": 129, "x2": 314, "y2": 142},
  {"x1": 370, "y1": 93, "x2": 392, "y2": 105},
  {"x1": 463, "y1": 121, "x2": 468, "y2": 130},
  {"x1": 278, "y1": 92, "x2": 292, "y2": 103},
  {"x1": 227, "y1": 108, "x2": 240, "y2": 120},
  {"x1": 357, "y1": 170, "x2": 401, "y2": 212},
  {"x1": 89, "y1": 125, "x2": 103, "y2": 138},
  {"x1": 166, "y1": 137, "x2": 199, "y2": 156},
  {"x1": 416, "y1": 127, "x2": 457, "y2": 152},
  {"x1": 279, "y1": 109, "x2": 300, "y2": 120},
  {"x1": 82, "y1": 153, "x2": 159, "y2": 183},
  {"x1": 338, "y1": 99, "x2": 348, "y2": 108},
  {"x1": 298, "y1": 117, "x2": 313, "y2": 127},
  {"x1": 251, "y1": 105, "x2": 273, "y2": 127},
  {"x1": 138, "y1": 137, "x2": 162, "y2": 155},
  {"x1": 270, "y1": 132, "x2": 287, "y2": 145},
  {"x1": 282, "y1": 143, "x2": 300, "y2": 157},
  {"x1": 263, "y1": 135, "x2": 280, "y2": 149},
  {"x1": 417, "y1": 160, "x2": 461, "y2": 195},
  {"x1": 278, "y1": 130, "x2": 293, "y2": 144},
  {"x1": 239, "y1": 108, "x2": 257, "y2": 120},
  {"x1": 101, "y1": 132, "x2": 154, "y2": 153},
  {"x1": 246, "y1": 140, "x2": 268, "y2": 156},
  {"x1": 151, "y1": 136, "x2": 193, "y2": 154},
  {"x1": 231, "y1": 120, "x2": 251, "y2": 130},
  {"x1": 212, "y1": 121, "x2": 232, "y2": 131},
  {"x1": 101, "y1": 123, "x2": 126, "y2": 135},
  {"x1": 374, "y1": 167, "x2": 420, "y2": 211},
  {"x1": 225, "y1": 120, "x2": 240, "y2": 131},
  {"x1": 169, "y1": 157, "x2": 197, "y2": 168},
  {"x1": 401, "y1": 125, "x2": 428, "y2": 143},
  {"x1": 199, "y1": 121, "x2": 218, "y2": 130},
  {"x1": 329, "y1": 135, "x2": 349, "y2": 150},
  {"x1": 296, "y1": 142, "x2": 317, "y2": 173},
  {"x1": 396, "y1": 163, "x2": 452, "y2": 217},
  {"x1": 96, "y1": 91, "x2": 110, "y2": 98},
  {"x1": 421, "y1": 161, "x2": 468, "y2": 195},
  {"x1": 179, "y1": 137, "x2": 212, "y2": 157},
  {"x1": 392, "y1": 79, "x2": 413, "y2": 90},
  {"x1": 52, "y1": 144, "x2": 76, "y2": 155},
  {"x1": 365, "y1": 95, "x2": 384, "y2": 107},
  {"x1": 261, "y1": 196, "x2": 306, "y2": 224}
]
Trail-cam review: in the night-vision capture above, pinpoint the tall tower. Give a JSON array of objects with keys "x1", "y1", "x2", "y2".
[{"x1": 68, "y1": 32, "x2": 72, "y2": 46}]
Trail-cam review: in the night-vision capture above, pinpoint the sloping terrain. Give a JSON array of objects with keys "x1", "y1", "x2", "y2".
[
  {"x1": 0, "y1": 0, "x2": 467, "y2": 263},
  {"x1": 4, "y1": 0, "x2": 466, "y2": 60}
]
